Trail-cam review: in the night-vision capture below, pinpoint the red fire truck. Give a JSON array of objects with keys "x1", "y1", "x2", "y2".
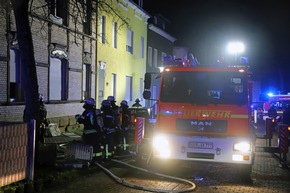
[{"x1": 142, "y1": 62, "x2": 255, "y2": 180}]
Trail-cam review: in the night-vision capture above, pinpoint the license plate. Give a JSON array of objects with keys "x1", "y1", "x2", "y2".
[{"x1": 188, "y1": 142, "x2": 213, "y2": 149}]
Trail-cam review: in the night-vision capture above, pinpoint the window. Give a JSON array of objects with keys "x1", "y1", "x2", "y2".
[
  {"x1": 148, "y1": 46, "x2": 152, "y2": 67},
  {"x1": 153, "y1": 48, "x2": 158, "y2": 67},
  {"x1": 161, "y1": 52, "x2": 167, "y2": 66},
  {"x1": 100, "y1": 15, "x2": 106, "y2": 44},
  {"x1": 112, "y1": 22, "x2": 117, "y2": 48},
  {"x1": 111, "y1": 73, "x2": 116, "y2": 98},
  {"x1": 83, "y1": 0, "x2": 92, "y2": 35},
  {"x1": 126, "y1": 29, "x2": 133, "y2": 54},
  {"x1": 82, "y1": 64, "x2": 91, "y2": 100},
  {"x1": 48, "y1": 0, "x2": 68, "y2": 26},
  {"x1": 125, "y1": 76, "x2": 132, "y2": 101},
  {"x1": 160, "y1": 71, "x2": 247, "y2": 105},
  {"x1": 9, "y1": 49, "x2": 24, "y2": 102},
  {"x1": 49, "y1": 58, "x2": 68, "y2": 101},
  {"x1": 139, "y1": 78, "x2": 143, "y2": 100},
  {"x1": 140, "y1": 36, "x2": 144, "y2": 58}
]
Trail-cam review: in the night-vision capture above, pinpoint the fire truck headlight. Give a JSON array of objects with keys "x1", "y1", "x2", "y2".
[
  {"x1": 153, "y1": 135, "x2": 171, "y2": 158},
  {"x1": 233, "y1": 142, "x2": 251, "y2": 152}
]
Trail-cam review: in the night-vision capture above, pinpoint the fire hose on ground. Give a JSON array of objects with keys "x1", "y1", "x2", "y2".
[{"x1": 94, "y1": 157, "x2": 197, "y2": 193}]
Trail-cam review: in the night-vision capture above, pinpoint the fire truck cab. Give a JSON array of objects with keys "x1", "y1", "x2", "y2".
[{"x1": 142, "y1": 61, "x2": 255, "y2": 181}]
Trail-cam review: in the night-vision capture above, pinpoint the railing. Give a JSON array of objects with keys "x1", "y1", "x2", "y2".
[
  {"x1": 278, "y1": 124, "x2": 289, "y2": 167},
  {"x1": 0, "y1": 120, "x2": 35, "y2": 187}
]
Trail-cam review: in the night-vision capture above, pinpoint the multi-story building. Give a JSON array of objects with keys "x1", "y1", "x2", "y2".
[
  {"x1": 0, "y1": 0, "x2": 149, "y2": 126},
  {"x1": 146, "y1": 14, "x2": 176, "y2": 115},
  {"x1": 96, "y1": 0, "x2": 150, "y2": 108},
  {"x1": 0, "y1": 0, "x2": 96, "y2": 123}
]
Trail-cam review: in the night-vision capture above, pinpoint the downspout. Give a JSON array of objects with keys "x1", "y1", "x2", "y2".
[
  {"x1": 6, "y1": 4, "x2": 11, "y2": 104},
  {"x1": 95, "y1": 0, "x2": 99, "y2": 106}
]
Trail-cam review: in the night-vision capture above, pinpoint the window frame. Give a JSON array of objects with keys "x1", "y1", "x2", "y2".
[
  {"x1": 9, "y1": 49, "x2": 24, "y2": 102},
  {"x1": 126, "y1": 29, "x2": 134, "y2": 54},
  {"x1": 48, "y1": 0, "x2": 68, "y2": 26},
  {"x1": 100, "y1": 15, "x2": 106, "y2": 44},
  {"x1": 83, "y1": 0, "x2": 92, "y2": 35},
  {"x1": 49, "y1": 57, "x2": 68, "y2": 101}
]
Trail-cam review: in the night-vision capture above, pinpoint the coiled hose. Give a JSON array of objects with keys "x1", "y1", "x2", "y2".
[{"x1": 94, "y1": 158, "x2": 196, "y2": 193}]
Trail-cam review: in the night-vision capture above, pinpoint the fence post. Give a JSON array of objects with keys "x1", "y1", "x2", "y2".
[
  {"x1": 278, "y1": 124, "x2": 289, "y2": 168},
  {"x1": 26, "y1": 120, "x2": 36, "y2": 180}
]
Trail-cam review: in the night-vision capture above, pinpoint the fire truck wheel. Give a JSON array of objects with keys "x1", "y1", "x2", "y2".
[
  {"x1": 134, "y1": 145, "x2": 152, "y2": 168},
  {"x1": 238, "y1": 164, "x2": 252, "y2": 183}
]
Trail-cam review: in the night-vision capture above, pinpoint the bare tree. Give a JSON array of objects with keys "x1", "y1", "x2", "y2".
[{"x1": 10, "y1": 0, "x2": 40, "y2": 123}]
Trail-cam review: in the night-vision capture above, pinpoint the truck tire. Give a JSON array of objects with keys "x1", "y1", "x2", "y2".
[{"x1": 238, "y1": 164, "x2": 252, "y2": 183}]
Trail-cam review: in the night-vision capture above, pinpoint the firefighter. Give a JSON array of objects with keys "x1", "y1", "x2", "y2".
[
  {"x1": 268, "y1": 104, "x2": 277, "y2": 118},
  {"x1": 107, "y1": 96, "x2": 121, "y2": 129},
  {"x1": 75, "y1": 98, "x2": 103, "y2": 162},
  {"x1": 100, "y1": 99, "x2": 116, "y2": 161},
  {"x1": 132, "y1": 98, "x2": 142, "y2": 107},
  {"x1": 257, "y1": 107, "x2": 264, "y2": 124},
  {"x1": 107, "y1": 96, "x2": 121, "y2": 152},
  {"x1": 120, "y1": 100, "x2": 131, "y2": 153}
]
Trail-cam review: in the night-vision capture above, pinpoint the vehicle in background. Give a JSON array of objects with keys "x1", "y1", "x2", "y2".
[
  {"x1": 250, "y1": 102, "x2": 264, "y2": 124},
  {"x1": 262, "y1": 93, "x2": 290, "y2": 119}
]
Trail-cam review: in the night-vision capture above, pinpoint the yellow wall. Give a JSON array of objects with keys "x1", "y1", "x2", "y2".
[{"x1": 96, "y1": 0, "x2": 149, "y2": 106}]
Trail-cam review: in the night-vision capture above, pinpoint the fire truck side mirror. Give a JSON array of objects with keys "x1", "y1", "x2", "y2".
[
  {"x1": 143, "y1": 90, "x2": 151, "y2": 99},
  {"x1": 144, "y1": 73, "x2": 151, "y2": 89}
]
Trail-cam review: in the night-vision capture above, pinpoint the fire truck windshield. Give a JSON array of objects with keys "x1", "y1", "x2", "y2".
[{"x1": 160, "y1": 71, "x2": 247, "y2": 105}]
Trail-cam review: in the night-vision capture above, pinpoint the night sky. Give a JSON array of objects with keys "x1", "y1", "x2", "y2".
[{"x1": 143, "y1": 0, "x2": 290, "y2": 93}]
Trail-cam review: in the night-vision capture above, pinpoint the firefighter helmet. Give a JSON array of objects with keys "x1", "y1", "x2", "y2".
[
  {"x1": 101, "y1": 100, "x2": 111, "y2": 107},
  {"x1": 120, "y1": 100, "x2": 128, "y2": 106},
  {"x1": 84, "y1": 98, "x2": 95, "y2": 106},
  {"x1": 107, "y1": 96, "x2": 116, "y2": 102}
]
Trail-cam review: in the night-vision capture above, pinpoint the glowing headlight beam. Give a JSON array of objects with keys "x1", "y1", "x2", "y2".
[
  {"x1": 152, "y1": 135, "x2": 171, "y2": 158},
  {"x1": 233, "y1": 142, "x2": 251, "y2": 152}
]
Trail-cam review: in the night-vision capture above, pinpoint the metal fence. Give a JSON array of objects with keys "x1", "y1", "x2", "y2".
[{"x1": 0, "y1": 120, "x2": 35, "y2": 187}]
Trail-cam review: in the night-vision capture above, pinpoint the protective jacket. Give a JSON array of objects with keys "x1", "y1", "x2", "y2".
[{"x1": 121, "y1": 106, "x2": 131, "y2": 129}]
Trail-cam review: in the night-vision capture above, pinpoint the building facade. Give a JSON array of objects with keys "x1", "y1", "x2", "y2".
[
  {"x1": 146, "y1": 14, "x2": 176, "y2": 115},
  {"x1": 0, "y1": 0, "x2": 149, "y2": 124},
  {"x1": 0, "y1": 0, "x2": 98, "y2": 122},
  {"x1": 96, "y1": 0, "x2": 150, "y2": 108}
]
